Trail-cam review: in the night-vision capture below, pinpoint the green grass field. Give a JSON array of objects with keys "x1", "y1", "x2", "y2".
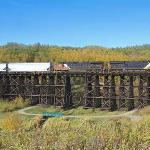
[{"x1": 26, "y1": 105, "x2": 125, "y2": 116}]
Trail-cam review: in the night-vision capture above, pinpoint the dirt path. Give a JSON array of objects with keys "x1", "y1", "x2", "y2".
[
  {"x1": 17, "y1": 106, "x2": 42, "y2": 116},
  {"x1": 17, "y1": 106, "x2": 142, "y2": 120}
]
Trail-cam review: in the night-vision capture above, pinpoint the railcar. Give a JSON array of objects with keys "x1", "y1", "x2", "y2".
[
  {"x1": 60, "y1": 61, "x2": 104, "y2": 72},
  {"x1": 0, "y1": 62, "x2": 70, "y2": 72},
  {"x1": 108, "y1": 61, "x2": 149, "y2": 70},
  {"x1": 108, "y1": 61, "x2": 125, "y2": 70}
]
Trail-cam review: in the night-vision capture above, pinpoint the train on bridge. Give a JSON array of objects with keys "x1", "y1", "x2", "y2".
[
  {"x1": 0, "y1": 61, "x2": 150, "y2": 72},
  {"x1": 0, "y1": 61, "x2": 150, "y2": 111},
  {"x1": 60, "y1": 61, "x2": 150, "y2": 71}
]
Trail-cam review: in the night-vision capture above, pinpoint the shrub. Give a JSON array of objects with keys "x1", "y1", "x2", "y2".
[
  {"x1": 1, "y1": 114, "x2": 22, "y2": 131},
  {"x1": 2, "y1": 96, "x2": 29, "y2": 112},
  {"x1": 0, "y1": 116, "x2": 150, "y2": 149}
]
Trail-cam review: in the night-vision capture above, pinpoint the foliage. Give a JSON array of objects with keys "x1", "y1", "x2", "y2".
[
  {"x1": 0, "y1": 96, "x2": 29, "y2": 112},
  {"x1": 0, "y1": 114, "x2": 22, "y2": 131},
  {"x1": 1, "y1": 43, "x2": 150, "y2": 62},
  {"x1": 0, "y1": 115, "x2": 150, "y2": 149}
]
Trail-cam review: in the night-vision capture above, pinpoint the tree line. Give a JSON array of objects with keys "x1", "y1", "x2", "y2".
[{"x1": 0, "y1": 42, "x2": 150, "y2": 62}]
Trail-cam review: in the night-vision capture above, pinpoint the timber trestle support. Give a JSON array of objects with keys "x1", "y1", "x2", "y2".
[{"x1": 0, "y1": 70, "x2": 150, "y2": 111}]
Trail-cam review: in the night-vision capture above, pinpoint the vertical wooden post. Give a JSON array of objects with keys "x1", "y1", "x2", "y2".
[
  {"x1": 40, "y1": 74, "x2": 48, "y2": 104},
  {"x1": 65, "y1": 75, "x2": 72, "y2": 107},
  {"x1": 138, "y1": 75, "x2": 144, "y2": 108},
  {"x1": 147, "y1": 76, "x2": 150, "y2": 105},
  {"x1": 32, "y1": 74, "x2": 39, "y2": 104},
  {"x1": 128, "y1": 76, "x2": 134, "y2": 110},
  {"x1": 0, "y1": 75, "x2": 6, "y2": 99},
  {"x1": 110, "y1": 75, "x2": 117, "y2": 111},
  {"x1": 55, "y1": 75, "x2": 65, "y2": 107},
  {"x1": 94, "y1": 75, "x2": 101, "y2": 107},
  {"x1": 84, "y1": 75, "x2": 93, "y2": 107},
  {"x1": 24, "y1": 75, "x2": 32, "y2": 101},
  {"x1": 119, "y1": 75, "x2": 126, "y2": 109},
  {"x1": 5, "y1": 74, "x2": 10, "y2": 99},
  {"x1": 48, "y1": 75, "x2": 55, "y2": 105},
  {"x1": 0, "y1": 75, "x2": 3, "y2": 99},
  {"x1": 102, "y1": 75, "x2": 111, "y2": 110},
  {"x1": 19, "y1": 75, "x2": 25, "y2": 99}
]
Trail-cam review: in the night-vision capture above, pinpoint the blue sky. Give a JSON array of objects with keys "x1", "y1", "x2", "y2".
[{"x1": 0, "y1": 0, "x2": 150, "y2": 47}]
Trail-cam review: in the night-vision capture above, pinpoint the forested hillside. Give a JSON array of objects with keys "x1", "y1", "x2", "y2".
[{"x1": 0, "y1": 43, "x2": 150, "y2": 62}]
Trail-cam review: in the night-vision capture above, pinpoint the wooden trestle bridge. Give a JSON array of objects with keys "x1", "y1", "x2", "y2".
[{"x1": 0, "y1": 69, "x2": 150, "y2": 111}]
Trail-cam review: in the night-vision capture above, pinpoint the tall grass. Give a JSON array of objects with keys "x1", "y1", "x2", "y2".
[
  {"x1": 0, "y1": 96, "x2": 29, "y2": 112},
  {"x1": 0, "y1": 114, "x2": 150, "y2": 149},
  {"x1": 135, "y1": 106, "x2": 150, "y2": 116}
]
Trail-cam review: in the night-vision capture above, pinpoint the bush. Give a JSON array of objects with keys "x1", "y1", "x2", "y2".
[
  {"x1": 0, "y1": 117, "x2": 150, "y2": 149},
  {"x1": 1, "y1": 114, "x2": 22, "y2": 131},
  {"x1": 2, "y1": 96, "x2": 29, "y2": 112},
  {"x1": 0, "y1": 115, "x2": 149, "y2": 149}
]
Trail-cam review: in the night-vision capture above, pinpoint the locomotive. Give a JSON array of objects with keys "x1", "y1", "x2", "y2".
[{"x1": 60, "y1": 61, "x2": 104, "y2": 71}]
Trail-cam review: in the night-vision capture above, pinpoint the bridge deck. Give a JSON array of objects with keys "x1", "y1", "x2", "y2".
[{"x1": 1, "y1": 69, "x2": 150, "y2": 75}]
